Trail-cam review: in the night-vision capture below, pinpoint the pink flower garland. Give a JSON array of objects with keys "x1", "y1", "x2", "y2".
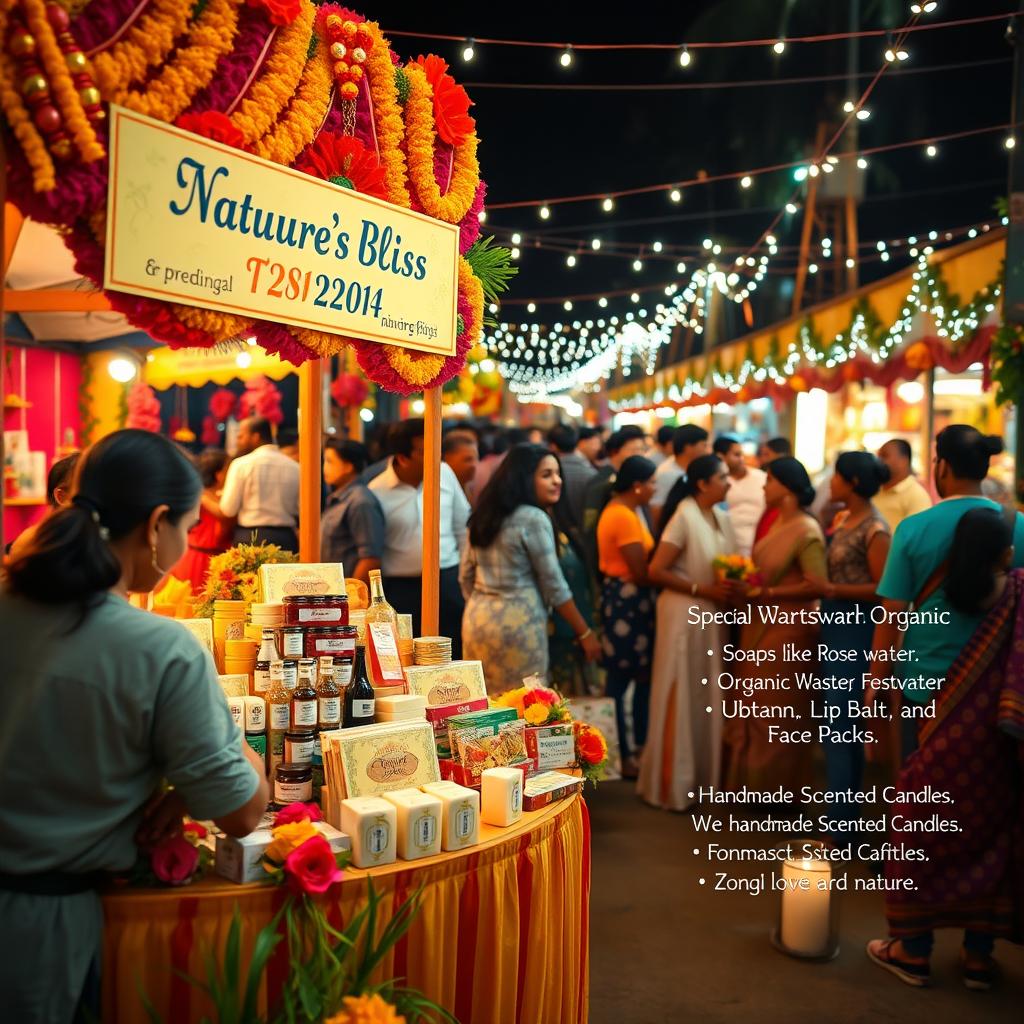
[
  {"x1": 69, "y1": 0, "x2": 141, "y2": 54},
  {"x1": 252, "y1": 321, "x2": 314, "y2": 366},
  {"x1": 460, "y1": 180, "x2": 486, "y2": 255}
]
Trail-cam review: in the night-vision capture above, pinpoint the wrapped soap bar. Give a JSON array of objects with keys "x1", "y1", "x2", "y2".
[
  {"x1": 377, "y1": 694, "x2": 427, "y2": 717},
  {"x1": 421, "y1": 782, "x2": 479, "y2": 851},
  {"x1": 481, "y1": 767, "x2": 524, "y2": 827},
  {"x1": 381, "y1": 788, "x2": 442, "y2": 860},
  {"x1": 340, "y1": 796, "x2": 397, "y2": 868}
]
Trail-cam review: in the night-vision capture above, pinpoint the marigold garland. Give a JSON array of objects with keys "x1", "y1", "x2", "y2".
[
  {"x1": 229, "y1": 1, "x2": 314, "y2": 145},
  {"x1": 404, "y1": 62, "x2": 479, "y2": 224},
  {"x1": 0, "y1": 6, "x2": 55, "y2": 191},
  {"x1": 89, "y1": 0, "x2": 191, "y2": 98},
  {"x1": 362, "y1": 19, "x2": 409, "y2": 206},
  {"x1": 115, "y1": 0, "x2": 240, "y2": 123},
  {"x1": 23, "y1": 0, "x2": 104, "y2": 163}
]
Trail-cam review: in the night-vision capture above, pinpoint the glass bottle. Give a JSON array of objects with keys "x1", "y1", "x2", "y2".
[
  {"x1": 344, "y1": 646, "x2": 376, "y2": 727},
  {"x1": 317, "y1": 656, "x2": 342, "y2": 730},
  {"x1": 253, "y1": 628, "x2": 279, "y2": 696},
  {"x1": 292, "y1": 659, "x2": 318, "y2": 730},
  {"x1": 267, "y1": 660, "x2": 290, "y2": 776},
  {"x1": 365, "y1": 570, "x2": 404, "y2": 687}
]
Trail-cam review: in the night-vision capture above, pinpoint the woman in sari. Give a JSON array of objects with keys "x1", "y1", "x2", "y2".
[
  {"x1": 640, "y1": 455, "x2": 738, "y2": 811},
  {"x1": 723, "y1": 457, "x2": 826, "y2": 793},
  {"x1": 868, "y1": 506, "x2": 1023, "y2": 992}
]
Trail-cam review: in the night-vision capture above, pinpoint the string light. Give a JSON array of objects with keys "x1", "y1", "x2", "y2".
[
  {"x1": 911, "y1": 2, "x2": 937, "y2": 13},
  {"x1": 846, "y1": 257, "x2": 856, "y2": 268},
  {"x1": 633, "y1": 259, "x2": 644, "y2": 271},
  {"x1": 563, "y1": 300, "x2": 573, "y2": 310},
  {"x1": 885, "y1": 37, "x2": 910, "y2": 62},
  {"x1": 527, "y1": 302, "x2": 536, "y2": 313},
  {"x1": 1006, "y1": 136, "x2": 1016, "y2": 149},
  {"x1": 669, "y1": 188, "x2": 682, "y2": 203},
  {"x1": 566, "y1": 254, "x2": 577, "y2": 267},
  {"x1": 598, "y1": 297, "x2": 608, "y2": 307},
  {"x1": 539, "y1": 205, "x2": 551, "y2": 219},
  {"x1": 676, "y1": 261, "x2": 686, "y2": 273},
  {"x1": 511, "y1": 232, "x2": 522, "y2": 245},
  {"x1": 652, "y1": 241, "x2": 664, "y2": 252},
  {"x1": 786, "y1": 202, "x2": 798, "y2": 214},
  {"x1": 925, "y1": 143, "x2": 937, "y2": 157},
  {"x1": 559, "y1": 46, "x2": 573, "y2": 68},
  {"x1": 678, "y1": 46, "x2": 691, "y2": 68},
  {"x1": 740, "y1": 175, "x2": 753, "y2": 189},
  {"x1": 808, "y1": 263, "x2": 818, "y2": 274},
  {"x1": 631, "y1": 293, "x2": 640, "y2": 302},
  {"x1": 856, "y1": 107, "x2": 871, "y2": 120},
  {"x1": 843, "y1": 100, "x2": 856, "y2": 113},
  {"x1": 857, "y1": 157, "x2": 869, "y2": 169},
  {"x1": 478, "y1": 210, "x2": 487, "y2": 223},
  {"x1": 510, "y1": 246, "x2": 520, "y2": 260},
  {"x1": 773, "y1": 40, "x2": 786, "y2": 55},
  {"x1": 461, "y1": 38, "x2": 475, "y2": 62},
  {"x1": 592, "y1": 238, "x2": 602, "y2": 250}
]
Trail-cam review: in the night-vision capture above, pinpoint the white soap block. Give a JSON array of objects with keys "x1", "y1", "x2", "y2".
[
  {"x1": 377, "y1": 694, "x2": 427, "y2": 716},
  {"x1": 421, "y1": 782, "x2": 479, "y2": 851},
  {"x1": 481, "y1": 767, "x2": 524, "y2": 827},
  {"x1": 341, "y1": 796, "x2": 397, "y2": 868},
  {"x1": 381, "y1": 788, "x2": 442, "y2": 860}
]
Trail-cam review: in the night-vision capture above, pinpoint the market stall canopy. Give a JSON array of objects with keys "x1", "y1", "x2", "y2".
[{"x1": 143, "y1": 343, "x2": 295, "y2": 391}]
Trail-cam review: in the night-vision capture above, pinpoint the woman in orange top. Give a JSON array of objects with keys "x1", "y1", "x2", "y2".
[{"x1": 596, "y1": 456, "x2": 658, "y2": 777}]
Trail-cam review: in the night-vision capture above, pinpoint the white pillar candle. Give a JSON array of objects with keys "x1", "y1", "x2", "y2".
[
  {"x1": 481, "y1": 767, "x2": 523, "y2": 827},
  {"x1": 422, "y1": 782, "x2": 479, "y2": 851},
  {"x1": 780, "y1": 855, "x2": 832, "y2": 957},
  {"x1": 382, "y1": 788, "x2": 442, "y2": 860},
  {"x1": 340, "y1": 796, "x2": 397, "y2": 868}
]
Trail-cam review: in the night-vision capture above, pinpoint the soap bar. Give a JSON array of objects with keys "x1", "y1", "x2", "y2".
[
  {"x1": 381, "y1": 788, "x2": 442, "y2": 860},
  {"x1": 481, "y1": 767, "x2": 524, "y2": 827},
  {"x1": 377, "y1": 694, "x2": 426, "y2": 716},
  {"x1": 340, "y1": 796, "x2": 397, "y2": 868},
  {"x1": 522, "y1": 771, "x2": 583, "y2": 811},
  {"x1": 421, "y1": 782, "x2": 479, "y2": 851}
]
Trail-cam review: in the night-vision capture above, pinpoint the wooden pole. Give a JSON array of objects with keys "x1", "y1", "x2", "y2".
[
  {"x1": 345, "y1": 347, "x2": 363, "y2": 440},
  {"x1": 421, "y1": 385, "x2": 442, "y2": 636},
  {"x1": 791, "y1": 171, "x2": 820, "y2": 316},
  {"x1": 298, "y1": 358, "x2": 323, "y2": 562}
]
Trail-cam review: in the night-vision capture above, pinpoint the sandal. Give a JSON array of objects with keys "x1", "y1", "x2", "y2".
[
  {"x1": 865, "y1": 939, "x2": 931, "y2": 988},
  {"x1": 961, "y1": 950, "x2": 998, "y2": 992}
]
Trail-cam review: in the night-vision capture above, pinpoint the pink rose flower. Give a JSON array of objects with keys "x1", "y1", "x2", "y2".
[
  {"x1": 284, "y1": 836, "x2": 343, "y2": 895},
  {"x1": 273, "y1": 802, "x2": 323, "y2": 828},
  {"x1": 151, "y1": 835, "x2": 200, "y2": 885}
]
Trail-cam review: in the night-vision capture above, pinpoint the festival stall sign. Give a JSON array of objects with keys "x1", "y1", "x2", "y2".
[{"x1": 103, "y1": 107, "x2": 459, "y2": 357}]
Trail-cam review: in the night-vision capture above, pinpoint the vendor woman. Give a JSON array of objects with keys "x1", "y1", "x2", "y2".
[{"x1": 0, "y1": 429, "x2": 269, "y2": 1023}]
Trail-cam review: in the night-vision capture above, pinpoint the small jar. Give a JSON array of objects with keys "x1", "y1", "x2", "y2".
[
  {"x1": 284, "y1": 730, "x2": 315, "y2": 764},
  {"x1": 304, "y1": 625, "x2": 357, "y2": 660},
  {"x1": 284, "y1": 594, "x2": 349, "y2": 627},
  {"x1": 281, "y1": 627, "x2": 306, "y2": 658},
  {"x1": 274, "y1": 763, "x2": 313, "y2": 808}
]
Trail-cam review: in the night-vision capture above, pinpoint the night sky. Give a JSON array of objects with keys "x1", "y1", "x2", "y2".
[{"x1": 380, "y1": 0, "x2": 1016, "y2": 382}]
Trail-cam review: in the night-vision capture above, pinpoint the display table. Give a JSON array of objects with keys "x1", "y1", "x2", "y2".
[{"x1": 101, "y1": 795, "x2": 590, "y2": 1024}]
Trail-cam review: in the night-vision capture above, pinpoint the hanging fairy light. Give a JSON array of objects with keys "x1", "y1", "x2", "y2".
[
  {"x1": 461, "y1": 38, "x2": 475, "y2": 62},
  {"x1": 592, "y1": 238, "x2": 602, "y2": 250},
  {"x1": 856, "y1": 107, "x2": 871, "y2": 121},
  {"x1": 669, "y1": 187, "x2": 682, "y2": 203},
  {"x1": 740, "y1": 175, "x2": 753, "y2": 189},
  {"x1": 1006, "y1": 136, "x2": 1017, "y2": 150},
  {"x1": 676, "y1": 261, "x2": 687, "y2": 273},
  {"x1": 559, "y1": 46, "x2": 574, "y2": 68},
  {"x1": 511, "y1": 232, "x2": 522, "y2": 245},
  {"x1": 601, "y1": 196, "x2": 615, "y2": 213},
  {"x1": 772, "y1": 39, "x2": 786, "y2": 55},
  {"x1": 857, "y1": 157, "x2": 869, "y2": 169},
  {"x1": 678, "y1": 46, "x2": 691, "y2": 68},
  {"x1": 652, "y1": 241, "x2": 664, "y2": 252},
  {"x1": 633, "y1": 258, "x2": 644, "y2": 272},
  {"x1": 925, "y1": 143, "x2": 937, "y2": 157},
  {"x1": 527, "y1": 302, "x2": 536, "y2": 313},
  {"x1": 539, "y1": 205, "x2": 551, "y2": 220},
  {"x1": 786, "y1": 202, "x2": 799, "y2": 214},
  {"x1": 566, "y1": 254, "x2": 577, "y2": 267},
  {"x1": 843, "y1": 100, "x2": 856, "y2": 113}
]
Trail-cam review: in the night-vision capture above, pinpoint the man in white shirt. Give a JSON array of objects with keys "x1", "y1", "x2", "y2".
[
  {"x1": 713, "y1": 435, "x2": 766, "y2": 557},
  {"x1": 370, "y1": 419, "x2": 470, "y2": 655},
  {"x1": 650, "y1": 424, "x2": 710, "y2": 533},
  {"x1": 220, "y1": 417, "x2": 300, "y2": 552},
  {"x1": 875, "y1": 438, "x2": 933, "y2": 533}
]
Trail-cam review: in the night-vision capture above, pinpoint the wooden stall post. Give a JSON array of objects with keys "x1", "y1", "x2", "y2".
[
  {"x1": 298, "y1": 358, "x2": 323, "y2": 562},
  {"x1": 421, "y1": 386, "x2": 442, "y2": 636}
]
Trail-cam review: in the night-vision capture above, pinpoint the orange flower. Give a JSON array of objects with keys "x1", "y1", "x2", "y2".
[
  {"x1": 525, "y1": 704, "x2": 549, "y2": 727},
  {"x1": 576, "y1": 723, "x2": 608, "y2": 767},
  {"x1": 263, "y1": 820, "x2": 319, "y2": 865},
  {"x1": 413, "y1": 54, "x2": 476, "y2": 147},
  {"x1": 324, "y1": 994, "x2": 406, "y2": 1024}
]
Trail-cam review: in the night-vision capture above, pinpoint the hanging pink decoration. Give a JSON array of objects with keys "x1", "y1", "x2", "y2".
[
  {"x1": 331, "y1": 372, "x2": 369, "y2": 407},
  {"x1": 201, "y1": 414, "x2": 222, "y2": 446},
  {"x1": 126, "y1": 380, "x2": 162, "y2": 433},
  {"x1": 209, "y1": 387, "x2": 238, "y2": 422},
  {"x1": 238, "y1": 375, "x2": 284, "y2": 425}
]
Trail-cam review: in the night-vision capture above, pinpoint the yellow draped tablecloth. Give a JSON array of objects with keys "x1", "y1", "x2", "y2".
[{"x1": 101, "y1": 795, "x2": 590, "y2": 1024}]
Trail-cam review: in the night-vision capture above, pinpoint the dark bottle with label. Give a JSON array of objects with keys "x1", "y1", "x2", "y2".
[{"x1": 343, "y1": 645, "x2": 376, "y2": 728}]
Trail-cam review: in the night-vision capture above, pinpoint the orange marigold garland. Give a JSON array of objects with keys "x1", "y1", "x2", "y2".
[
  {"x1": 404, "y1": 61, "x2": 479, "y2": 224},
  {"x1": 361, "y1": 19, "x2": 409, "y2": 206}
]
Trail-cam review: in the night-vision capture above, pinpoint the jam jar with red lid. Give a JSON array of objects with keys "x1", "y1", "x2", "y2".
[
  {"x1": 283, "y1": 594, "x2": 349, "y2": 627},
  {"x1": 304, "y1": 624, "x2": 357, "y2": 660}
]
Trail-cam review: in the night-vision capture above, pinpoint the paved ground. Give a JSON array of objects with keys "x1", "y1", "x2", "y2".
[{"x1": 587, "y1": 779, "x2": 1022, "y2": 1024}]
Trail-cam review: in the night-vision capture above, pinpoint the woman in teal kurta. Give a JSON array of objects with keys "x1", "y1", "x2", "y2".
[{"x1": 0, "y1": 430, "x2": 269, "y2": 1023}]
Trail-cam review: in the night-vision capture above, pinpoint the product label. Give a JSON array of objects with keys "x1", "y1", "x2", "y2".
[
  {"x1": 313, "y1": 637, "x2": 357, "y2": 655},
  {"x1": 228, "y1": 698, "x2": 245, "y2": 728},
  {"x1": 283, "y1": 634, "x2": 305, "y2": 657},
  {"x1": 455, "y1": 804, "x2": 475, "y2": 840},
  {"x1": 367, "y1": 750, "x2": 419, "y2": 784},
  {"x1": 254, "y1": 667, "x2": 271, "y2": 694},
  {"x1": 299, "y1": 607, "x2": 343, "y2": 623},
  {"x1": 414, "y1": 813, "x2": 437, "y2": 850},
  {"x1": 334, "y1": 663, "x2": 354, "y2": 687},
  {"x1": 365, "y1": 821, "x2": 391, "y2": 856},
  {"x1": 530, "y1": 730, "x2": 577, "y2": 769},
  {"x1": 244, "y1": 697, "x2": 266, "y2": 732},
  {"x1": 245, "y1": 734, "x2": 267, "y2": 759},
  {"x1": 225, "y1": 620, "x2": 245, "y2": 640},
  {"x1": 282, "y1": 664, "x2": 297, "y2": 689},
  {"x1": 270, "y1": 704, "x2": 291, "y2": 731},
  {"x1": 292, "y1": 701, "x2": 317, "y2": 727},
  {"x1": 270, "y1": 732, "x2": 285, "y2": 756},
  {"x1": 275, "y1": 779, "x2": 312, "y2": 803},
  {"x1": 319, "y1": 697, "x2": 341, "y2": 725},
  {"x1": 368, "y1": 623, "x2": 405, "y2": 682},
  {"x1": 351, "y1": 699, "x2": 375, "y2": 719},
  {"x1": 285, "y1": 737, "x2": 314, "y2": 763},
  {"x1": 511, "y1": 781, "x2": 522, "y2": 814}
]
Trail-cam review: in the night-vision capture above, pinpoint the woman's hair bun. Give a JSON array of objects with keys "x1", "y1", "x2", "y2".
[{"x1": 985, "y1": 434, "x2": 1004, "y2": 456}]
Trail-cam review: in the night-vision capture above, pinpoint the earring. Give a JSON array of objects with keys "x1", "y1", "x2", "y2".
[{"x1": 151, "y1": 544, "x2": 161, "y2": 573}]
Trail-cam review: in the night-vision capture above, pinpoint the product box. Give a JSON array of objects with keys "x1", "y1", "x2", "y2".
[
  {"x1": 404, "y1": 661, "x2": 488, "y2": 706},
  {"x1": 524, "y1": 724, "x2": 578, "y2": 771},
  {"x1": 178, "y1": 618, "x2": 214, "y2": 655},
  {"x1": 522, "y1": 771, "x2": 583, "y2": 812},
  {"x1": 567, "y1": 696, "x2": 622, "y2": 781},
  {"x1": 447, "y1": 714, "x2": 530, "y2": 787},
  {"x1": 440, "y1": 758, "x2": 532, "y2": 790},
  {"x1": 260, "y1": 563, "x2": 346, "y2": 603},
  {"x1": 214, "y1": 820, "x2": 351, "y2": 884},
  {"x1": 218, "y1": 673, "x2": 250, "y2": 699},
  {"x1": 325, "y1": 721, "x2": 441, "y2": 800}
]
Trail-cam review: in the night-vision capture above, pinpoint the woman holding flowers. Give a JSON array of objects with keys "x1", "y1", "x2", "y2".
[
  {"x1": 596, "y1": 456, "x2": 658, "y2": 777},
  {"x1": 0, "y1": 430, "x2": 268, "y2": 1022},
  {"x1": 803, "y1": 452, "x2": 891, "y2": 845},
  {"x1": 723, "y1": 456, "x2": 826, "y2": 793},
  {"x1": 640, "y1": 455, "x2": 738, "y2": 811}
]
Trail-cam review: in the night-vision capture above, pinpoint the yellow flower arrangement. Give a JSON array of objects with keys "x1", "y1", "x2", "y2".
[
  {"x1": 263, "y1": 819, "x2": 319, "y2": 865},
  {"x1": 117, "y1": 0, "x2": 240, "y2": 123},
  {"x1": 252, "y1": 44, "x2": 333, "y2": 166},
  {"x1": 363, "y1": 20, "x2": 409, "y2": 207},
  {"x1": 324, "y1": 994, "x2": 406, "y2": 1024},
  {"x1": 90, "y1": 0, "x2": 191, "y2": 99},
  {"x1": 524, "y1": 704, "x2": 549, "y2": 727},
  {"x1": 403, "y1": 62, "x2": 480, "y2": 224},
  {"x1": 231, "y1": 3, "x2": 315, "y2": 146},
  {"x1": 23, "y1": 0, "x2": 104, "y2": 164},
  {"x1": 0, "y1": 7, "x2": 54, "y2": 192}
]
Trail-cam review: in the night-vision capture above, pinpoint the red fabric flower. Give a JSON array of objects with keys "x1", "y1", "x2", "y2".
[
  {"x1": 294, "y1": 133, "x2": 388, "y2": 201},
  {"x1": 331, "y1": 372, "x2": 369, "y2": 408},
  {"x1": 576, "y1": 726, "x2": 606, "y2": 767},
  {"x1": 284, "y1": 835, "x2": 344, "y2": 895},
  {"x1": 413, "y1": 55, "x2": 476, "y2": 147},
  {"x1": 246, "y1": 0, "x2": 303, "y2": 26},
  {"x1": 151, "y1": 835, "x2": 200, "y2": 885},
  {"x1": 273, "y1": 802, "x2": 323, "y2": 827},
  {"x1": 183, "y1": 821, "x2": 208, "y2": 841},
  {"x1": 209, "y1": 387, "x2": 238, "y2": 423},
  {"x1": 524, "y1": 687, "x2": 558, "y2": 708},
  {"x1": 176, "y1": 111, "x2": 246, "y2": 150}
]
